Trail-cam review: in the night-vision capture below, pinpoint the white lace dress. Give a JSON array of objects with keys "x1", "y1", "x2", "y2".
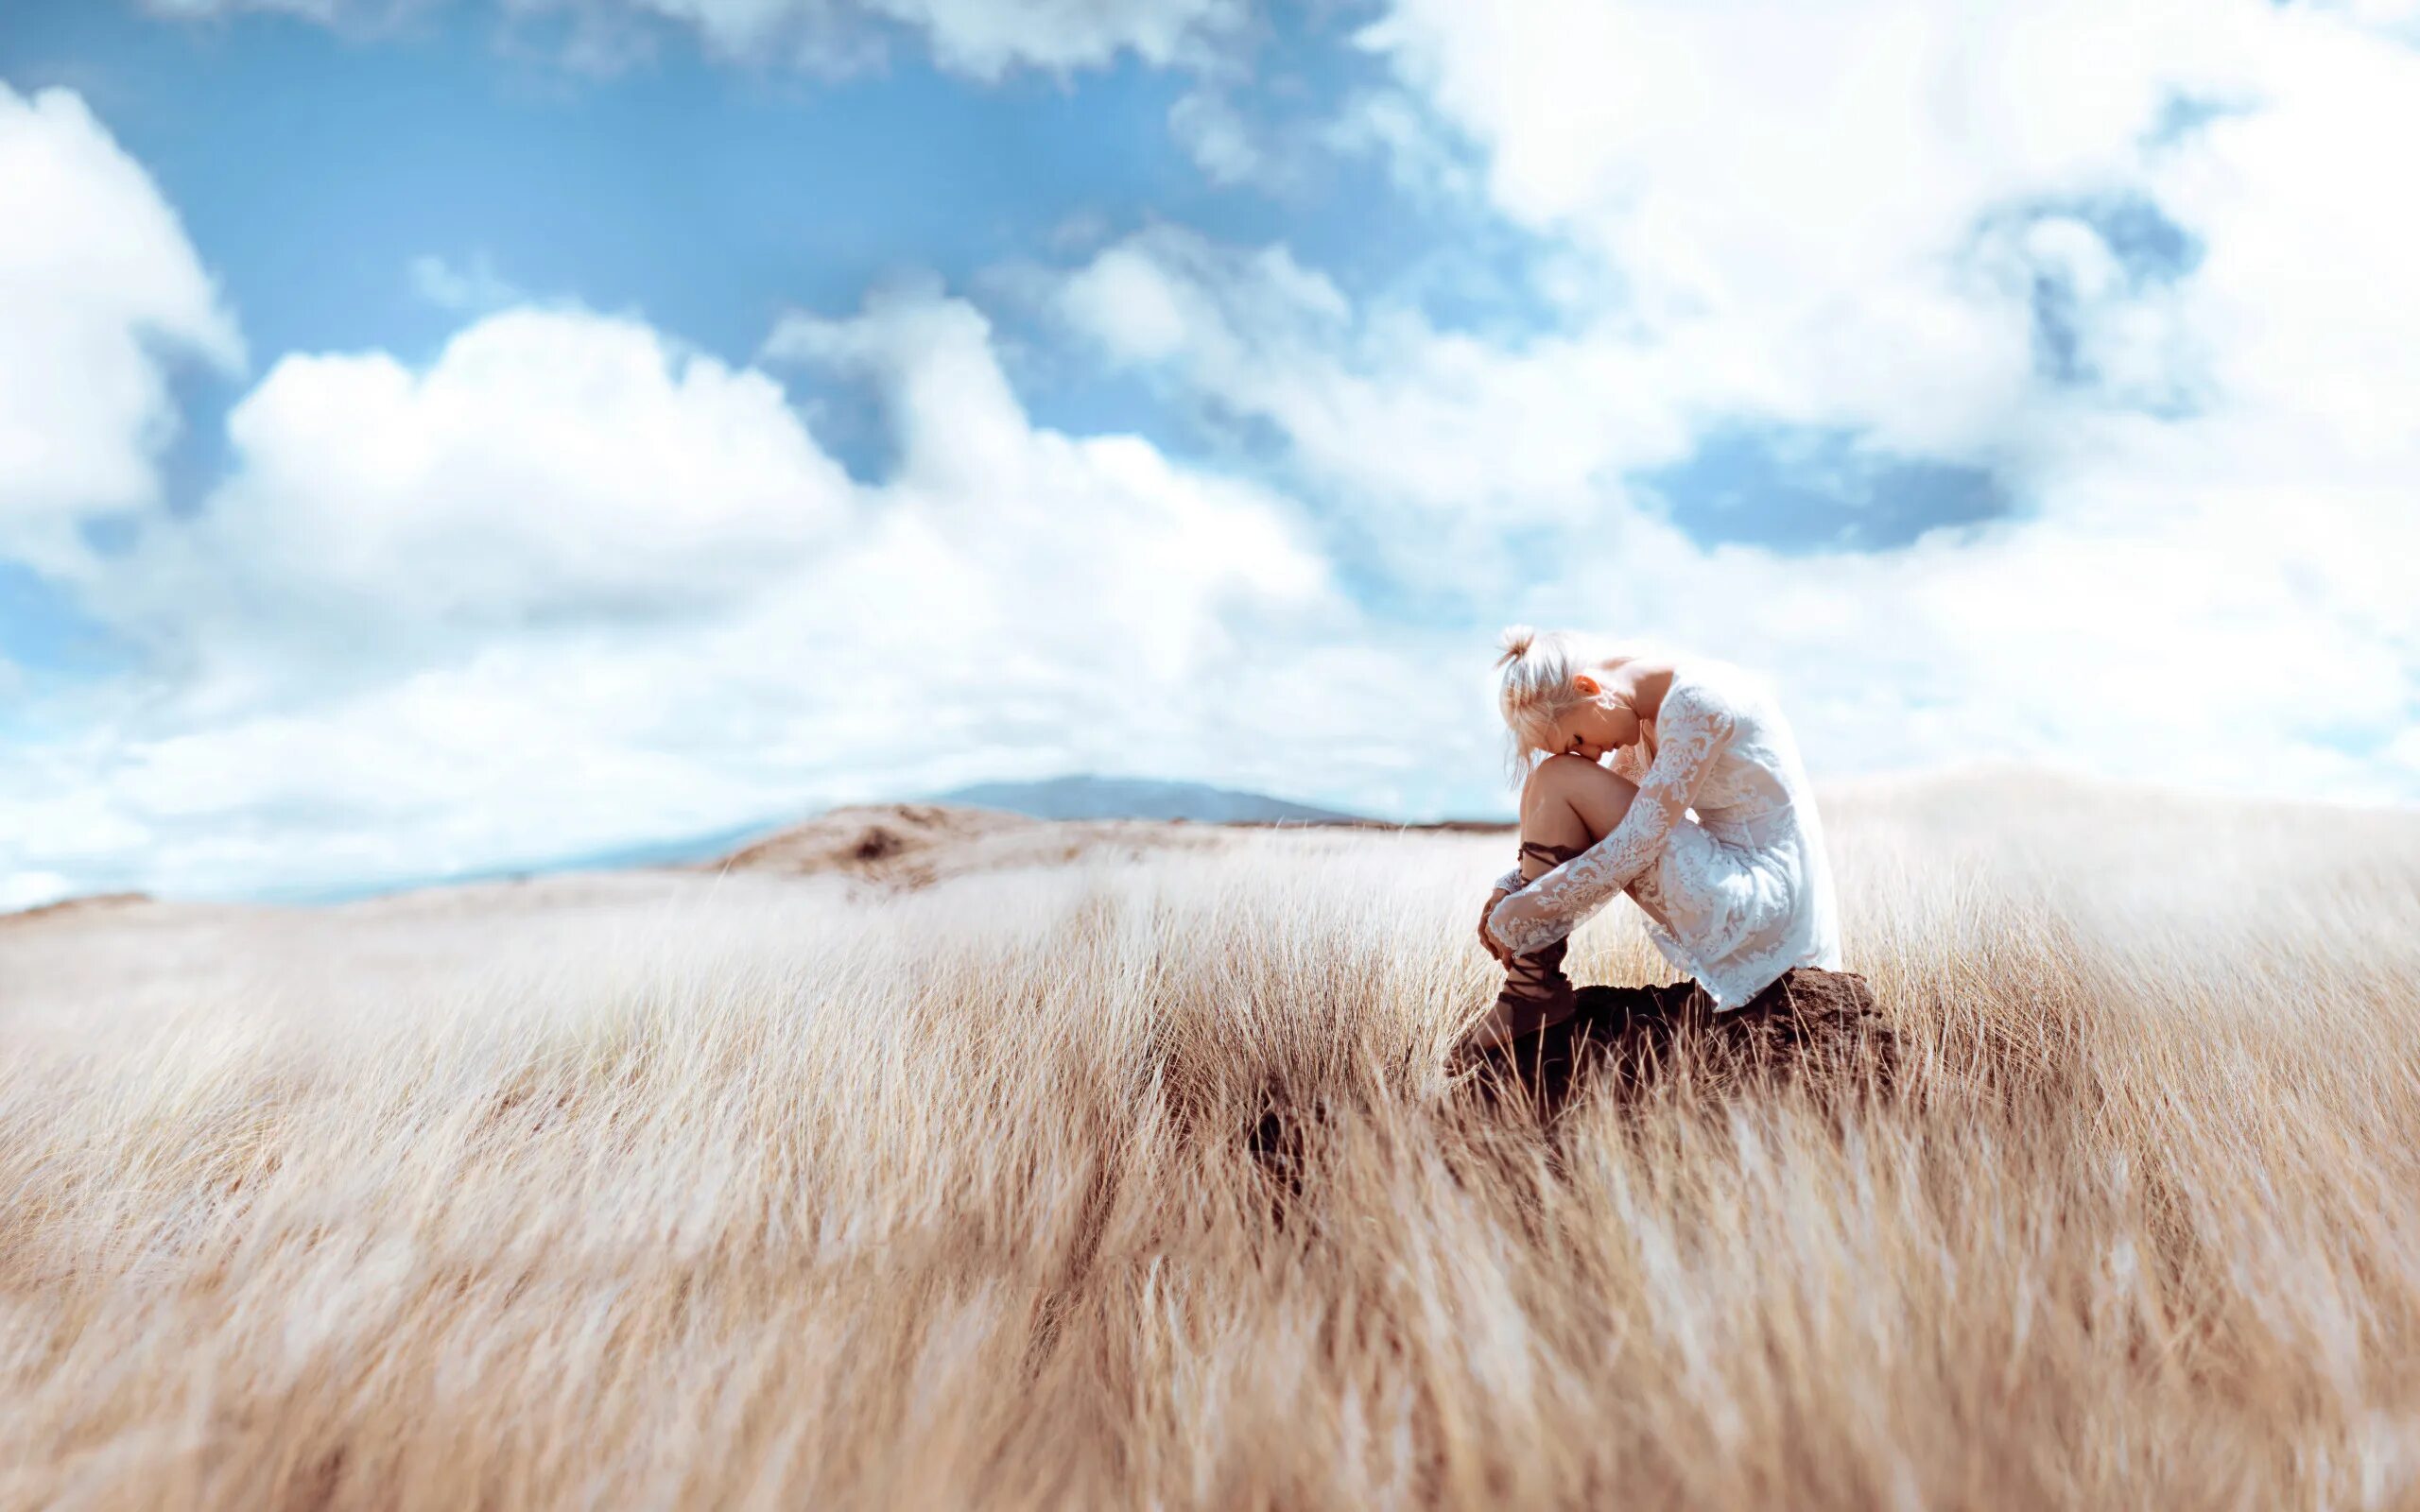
[{"x1": 1486, "y1": 657, "x2": 1842, "y2": 1010}]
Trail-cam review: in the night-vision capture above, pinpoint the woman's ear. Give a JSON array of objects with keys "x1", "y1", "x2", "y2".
[{"x1": 1572, "y1": 672, "x2": 1600, "y2": 696}]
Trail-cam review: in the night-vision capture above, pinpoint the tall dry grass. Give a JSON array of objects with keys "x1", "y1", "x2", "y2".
[{"x1": 5, "y1": 776, "x2": 2420, "y2": 1509}]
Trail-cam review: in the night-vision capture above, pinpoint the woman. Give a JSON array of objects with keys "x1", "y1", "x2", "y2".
[{"x1": 1465, "y1": 626, "x2": 1841, "y2": 1054}]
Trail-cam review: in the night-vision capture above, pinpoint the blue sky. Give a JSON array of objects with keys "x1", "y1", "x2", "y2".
[
  {"x1": 2, "y1": 0, "x2": 2416, "y2": 903},
  {"x1": 2, "y1": 0, "x2": 1492, "y2": 490}
]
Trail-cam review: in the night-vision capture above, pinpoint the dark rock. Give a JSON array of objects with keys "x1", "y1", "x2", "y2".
[{"x1": 1461, "y1": 967, "x2": 1898, "y2": 1122}]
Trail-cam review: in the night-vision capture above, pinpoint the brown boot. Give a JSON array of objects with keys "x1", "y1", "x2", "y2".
[{"x1": 1461, "y1": 840, "x2": 1584, "y2": 1056}]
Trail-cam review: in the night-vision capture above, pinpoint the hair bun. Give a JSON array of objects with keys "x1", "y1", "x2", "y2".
[{"x1": 1495, "y1": 624, "x2": 1537, "y2": 668}]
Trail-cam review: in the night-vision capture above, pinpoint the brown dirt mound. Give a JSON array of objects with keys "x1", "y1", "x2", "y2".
[
  {"x1": 700, "y1": 802, "x2": 1231, "y2": 888},
  {"x1": 0, "y1": 892, "x2": 153, "y2": 928},
  {"x1": 1459, "y1": 967, "x2": 1899, "y2": 1121},
  {"x1": 1249, "y1": 970, "x2": 1897, "y2": 1211},
  {"x1": 709, "y1": 803, "x2": 1038, "y2": 884}
]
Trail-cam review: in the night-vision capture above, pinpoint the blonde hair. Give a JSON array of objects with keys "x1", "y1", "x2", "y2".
[{"x1": 1493, "y1": 625, "x2": 1642, "y2": 785}]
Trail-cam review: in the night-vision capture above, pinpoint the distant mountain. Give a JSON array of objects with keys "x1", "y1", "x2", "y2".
[{"x1": 933, "y1": 774, "x2": 1366, "y2": 825}]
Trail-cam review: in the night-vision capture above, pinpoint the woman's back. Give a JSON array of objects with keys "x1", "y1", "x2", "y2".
[{"x1": 1668, "y1": 658, "x2": 1822, "y2": 843}]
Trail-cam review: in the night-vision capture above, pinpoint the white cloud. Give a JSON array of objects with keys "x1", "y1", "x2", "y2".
[
  {"x1": 1167, "y1": 87, "x2": 1263, "y2": 185},
  {"x1": 143, "y1": 0, "x2": 374, "y2": 18},
  {"x1": 8, "y1": 271, "x2": 1381, "y2": 900},
  {"x1": 1054, "y1": 224, "x2": 1699, "y2": 590},
  {"x1": 1344, "y1": 0, "x2": 2279, "y2": 456},
  {"x1": 407, "y1": 250, "x2": 525, "y2": 313},
  {"x1": 756, "y1": 277, "x2": 1338, "y2": 687},
  {"x1": 1046, "y1": 0, "x2": 2420, "y2": 802},
  {"x1": 100, "y1": 304, "x2": 855, "y2": 672},
  {"x1": 0, "y1": 79, "x2": 1401, "y2": 903},
  {"x1": 138, "y1": 0, "x2": 446, "y2": 36},
  {"x1": 0, "y1": 83, "x2": 243, "y2": 569},
  {"x1": 861, "y1": 0, "x2": 1237, "y2": 77},
  {"x1": 147, "y1": 0, "x2": 1241, "y2": 77},
  {"x1": 1057, "y1": 238, "x2": 1200, "y2": 364}
]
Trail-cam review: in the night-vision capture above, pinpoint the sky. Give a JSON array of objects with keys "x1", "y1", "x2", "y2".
[{"x1": 2, "y1": 0, "x2": 2417, "y2": 905}]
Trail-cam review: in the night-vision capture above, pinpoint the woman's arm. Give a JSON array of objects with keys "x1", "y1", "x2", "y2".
[
  {"x1": 1486, "y1": 685, "x2": 1736, "y2": 956},
  {"x1": 1610, "y1": 732, "x2": 1653, "y2": 786}
]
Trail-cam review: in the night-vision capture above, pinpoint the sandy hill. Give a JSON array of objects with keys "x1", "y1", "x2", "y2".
[
  {"x1": 698, "y1": 801, "x2": 1241, "y2": 888},
  {"x1": 701, "y1": 800, "x2": 1517, "y2": 890}
]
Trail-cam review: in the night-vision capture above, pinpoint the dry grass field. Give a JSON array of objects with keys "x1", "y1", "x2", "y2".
[{"x1": 6, "y1": 775, "x2": 2420, "y2": 1509}]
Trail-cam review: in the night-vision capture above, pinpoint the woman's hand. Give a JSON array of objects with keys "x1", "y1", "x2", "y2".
[{"x1": 1477, "y1": 887, "x2": 1512, "y2": 963}]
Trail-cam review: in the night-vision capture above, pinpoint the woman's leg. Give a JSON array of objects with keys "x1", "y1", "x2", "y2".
[
  {"x1": 1514, "y1": 753, "x2": 1639, "y2": 872},
  {"x1": 1467, "y1": 756, "x2": 1640, "y2": 1052}
]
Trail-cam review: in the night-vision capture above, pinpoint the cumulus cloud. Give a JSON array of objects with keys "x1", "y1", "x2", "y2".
[
  {"x1": 143, "y1": 0, "x2": 385, "y2": 18},
  {"x1": 147, "y1": 0, "x2": 1241, "y2": 77},
  {"x1": 107, "y1": 305, "x2": 856, "y2": 666},
  {"x1": 407, "y1": 250, "x2": 526, "y2": 313},
  {"x1": 1050, "y1": 0, "x2": 2420, "y2": 800},
  {"x1": 859, "y1": 0, "x2": 1237, "y2": 77},
  {"x1": 8, "y1": 256, "x2": 1381, "y2": 899},
  {"x1": 0, "y1": 82, "x2": 243, "y2": 570},
  {"x1": 1055, "y1": 224, "x2": 1696, "y2": 590},
  {"x1": 1167, "y1": 86, "x2": 1264, "y2": 186},
  {"x1": 1342, "y1": 0, "x2": 2278, "y2": 456},
  {"x1": 0, "y1": 82, "x2": 1389, "y2": 902},
  {"x1": 754, "y1": 276, "x2": 1339, "y2": 693}
]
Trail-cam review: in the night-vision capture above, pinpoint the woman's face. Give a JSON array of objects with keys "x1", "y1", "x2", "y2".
[{"x1": 1545, "y1": 677, "x2": 1642, "y2": 762}]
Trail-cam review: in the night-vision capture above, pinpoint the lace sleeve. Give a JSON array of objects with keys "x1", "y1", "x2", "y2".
[
  {"x1": 1486, "y1": 684, "x2": 1737, "y2": 956},
  {"x1": 1609, "y1": 736, "x2": 1652, "y2": 787}
]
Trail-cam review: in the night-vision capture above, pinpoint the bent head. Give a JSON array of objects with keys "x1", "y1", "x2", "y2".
[{"x1": 1494, "y1": 625, "x2": 1644, "y2": 781}]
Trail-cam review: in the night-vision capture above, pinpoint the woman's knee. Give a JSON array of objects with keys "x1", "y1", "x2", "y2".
[
  {"x1": 1520, "y1": 754, "x2": 1599, "y2": 832},
  {"x1": 1523, "y1": 753, "x2": 1634, "y2": 836},
  {"x1": 1526, "y1": 753, "x2": 1616, "y2": 803},
  {"x1": 1519, "y1": 751, "x2": 1574, "y2": 787}
]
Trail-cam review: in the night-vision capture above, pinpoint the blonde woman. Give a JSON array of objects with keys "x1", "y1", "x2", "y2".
[{"x1": 1466, "y1": 627, "x2": 1842, "y2": 1055}]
